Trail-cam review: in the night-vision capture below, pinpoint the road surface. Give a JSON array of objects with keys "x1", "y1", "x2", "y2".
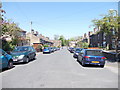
[{"x1": 1, "y1": 48, "x2": 118, "y2": 88}]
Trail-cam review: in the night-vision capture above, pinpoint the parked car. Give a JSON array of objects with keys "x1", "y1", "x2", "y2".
[
  {"x1": 73, "y1": 48, "x2": 82, "y2": 58},
  {"x1": 50, "y1": 47, "x2": 54, "y2": 52},
  {"x1": 68, "y1": 47, "x2": 73, "y2": 51},
  {"x1": 57, "y1": 47, "x2": 60, "y2": 50},
  {"x1": 43, "y1": 47, "x2": 52, "y2": 54},
  {"x1": 69, "y1": 47, "x2": 75, "y2": 53},
  {"x1": 77, "y1": 49, "x2": 106, "y2": 67},
  {"x1": 10, "y1": 46, "x2": 36, "y2": 63},
  {"x1": 0, "y1": 49, "x2": 13, "y2": 69}
]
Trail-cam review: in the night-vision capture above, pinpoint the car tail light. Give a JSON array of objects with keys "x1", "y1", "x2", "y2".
[
  {"x1": 101, "y1": 57, "x2": 106, "y2": 59},
  {"x1": 84, "y1": 56, "x2": 89, "y2": 58}
]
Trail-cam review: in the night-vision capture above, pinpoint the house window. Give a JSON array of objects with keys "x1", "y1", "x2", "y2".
[
  {"x1": 118, "y1": 41, "x2": 120, "y2": 48},
  {"x1": 103, "y1": 41, "x2": 106, "y2": 48},
  {"x1": 98, "y1": 43, "x2": 100, "y2": 47},
  {"x1": 103, "y1": 33, "x2": 106, "y2": 40},
  {"x1": 112, "y1": 41, "x2": 115, "y2": 49},
  {"x1": 98, "y1": 34, "x2": 99, "y2": 40}
]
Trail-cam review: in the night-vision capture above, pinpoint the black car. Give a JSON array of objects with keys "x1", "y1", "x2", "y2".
[
  {"x1": 69, "y1": 47, "x2": 75, "y2": 53},
  {"x1": 73, "y1": 48, "x2": 82, "y2": 58},
  {"x1": 11, "y1": 46, "x2": 36, "y2": 63}
]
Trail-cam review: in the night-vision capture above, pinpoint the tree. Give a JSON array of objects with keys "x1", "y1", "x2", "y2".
[
  {"x1": 92, "y1": 10, "x2": 120, "y2": 60},
  {"x1": 59, "y1": 35, "x2": 65, "y2": 46},
  {"x1": 76, "y1": 41, "x2": 89, "y2": 48},
  {"x1": 2, "y1": 20, "x2": 21, "y2": 38},
  {"x1": 0, "y1": 2, "x2": 23, "y2": 51},
  {"x1": 54, "y1": 35, "x2": 59, "y2": 40}
]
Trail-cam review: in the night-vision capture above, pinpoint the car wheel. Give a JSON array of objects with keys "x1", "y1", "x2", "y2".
[
  {"x1": 8, "y1": 60, "x2": 13, "y2": 69},
  {"x1": 100, "y1": 65, "x2": 104, "y2": 68},
  {"x1": 77, "y1": 57, "x2": 79, "y2": 62},
  {"x1": 81, "y1": 60, "x2": 86, "y2": 67},
  {"x1": 33, "y1": 55, "x2": 36, "y2": 60},
  {"x1": 73, "y1": 55, "x2": 75, "y2": 58},
  {"x1": 25, "y1": 57, "x2": 29, "y2": 63}
]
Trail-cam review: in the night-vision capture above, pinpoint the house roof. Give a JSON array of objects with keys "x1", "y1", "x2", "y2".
[{"x1": 20, "y1": 29, "x2": 26, "y2": 33}]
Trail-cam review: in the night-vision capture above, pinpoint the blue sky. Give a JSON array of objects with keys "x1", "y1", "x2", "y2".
[{"x1": 2, "y1": 2, "x2": 118, "y2": 39}]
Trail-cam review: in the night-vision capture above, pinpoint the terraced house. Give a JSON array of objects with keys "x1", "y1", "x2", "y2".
[
  {"x1": 89, "y1": 28, "x2": 120, "y2": 50},
  {"x1": 26, "y1": 29, "x2": 61, "y2": 51}
]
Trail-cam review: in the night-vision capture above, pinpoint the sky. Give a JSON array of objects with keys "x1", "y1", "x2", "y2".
[{"x1": 2, "y1": 2, "x2": 118, "y2": 39}]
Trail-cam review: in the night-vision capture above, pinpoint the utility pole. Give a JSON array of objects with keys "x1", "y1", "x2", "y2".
[
  {"x1": 30, "y1": 21, "x2": 32, "y2": 31},
  {"x1": 29, "y1": 21, "x2": 33, "y2": 46}
]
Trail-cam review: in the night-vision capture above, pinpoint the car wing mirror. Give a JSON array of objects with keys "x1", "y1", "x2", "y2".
[
  {"x1": 2, "y1": 53, "x2": 7, "y2": 56},
  {"x1": 6, "y1": 51, "x2": 11, "y2": 54}
]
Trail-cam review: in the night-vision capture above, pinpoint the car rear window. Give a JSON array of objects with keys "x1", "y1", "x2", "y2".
[
  {"x1": 13, "y1": 47, "x2": 29, "y2": 52},
  {"x1": 86, "y1": 50, "x2": 103, "y2": 56}
]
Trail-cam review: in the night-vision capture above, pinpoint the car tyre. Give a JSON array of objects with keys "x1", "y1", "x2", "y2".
[
  {"x1": 25, "y1": 57, "x2": 29, "y2": 63},
  {"x1": 77, "y1": 57, "x2": 79, "y2": 62},
  {"x1": 81, "y1": 60, "x2": 86, "y2": 67},
  {"x1": 33, "y1": 55, "x2": 36, "y2": 60},
  {"x1": 100, "y1": 65, "x2": 104, "y2": 68},
  {"x1": 7, "y1": 60, "x2": 13, "y2": 69}
]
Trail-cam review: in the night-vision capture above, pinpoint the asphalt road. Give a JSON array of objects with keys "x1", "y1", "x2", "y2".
[{"x1": 1, "y1": 48, "x2": 118, "y2": 88}]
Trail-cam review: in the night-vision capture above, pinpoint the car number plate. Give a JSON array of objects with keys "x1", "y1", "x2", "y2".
[
  {"x1": 92, "y1": 61, "x2": 99, "y2": 63},
  {"x1": 13, "y1": 59, "x2": 17, "y2": 61}
]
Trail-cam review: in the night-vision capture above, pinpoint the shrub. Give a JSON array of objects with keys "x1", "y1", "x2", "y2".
[
  {"x1": 43, "y1": 45, "x2": 49, "y2": 48},
  {"x1": 36, "y1": 45, "x2": 43, "y2": 52}
]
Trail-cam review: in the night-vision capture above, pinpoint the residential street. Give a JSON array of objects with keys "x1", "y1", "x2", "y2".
[{"x1": 1, "y1": 48, "x2": 118, "y2": 88}]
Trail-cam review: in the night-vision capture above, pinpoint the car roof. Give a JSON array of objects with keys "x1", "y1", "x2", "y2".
[
  {"x1": 75, "y1": 48, "x2": 81, "y2": 49},
  {"x1": 16, "y1": 46, "x2": 31, "y2": 48}
]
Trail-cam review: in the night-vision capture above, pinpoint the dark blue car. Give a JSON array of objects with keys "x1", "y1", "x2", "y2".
[
  {"x1": 73, "y1": 48, "x2": 82, "y2": 58},
  {"x1": 77, "y1": 49, "x2": 106, "y2": 68},
  {"x1": 0, "y1": 49, "x2": 13, "y2": 69}
]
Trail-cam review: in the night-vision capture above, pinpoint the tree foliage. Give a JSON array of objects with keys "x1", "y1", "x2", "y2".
[
  {"x1": 54, "y1": 34, "x2": 60, "y2": 40},
  {"x1": 76, "y1": 41, "x2": 89, "y2": 48},
  {"x1": 59, "y1": 35, "x2": 65, "y2": 46},
  {"x1": 92, "y1": 10, "x2": 119, "y2": 35},
  {"x1": 2, "y1": 20, "x2": 21, "y2": 39},
  {"x1": 0, "y1": 3, "x2": 23, "y2": 51},
  {"x1": 92, "y1": 10, "x2": 120, "y2": 58}
]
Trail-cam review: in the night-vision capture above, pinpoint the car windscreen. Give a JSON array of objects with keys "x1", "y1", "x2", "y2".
[
  {"x1": 44, "y1": 47, "x2": 49, "y2": 49},
  {"x1": 0, "y1": 49, "x2": 2, "y2": 56},
  {"x1": 86, "y1": 50, "x2": 103, "y2": 56},
  {"x1": 13, "y1": 47, "x2": 29, "y2": 52},
  {"x1": 75, "y1": 49, "x2": 81, "y2": 52}
]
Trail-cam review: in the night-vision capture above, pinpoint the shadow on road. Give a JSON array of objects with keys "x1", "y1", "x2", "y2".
[
  {"x1": 105, "y1": 59, "x2": 118, "y2": 63},
  {"x1": 76, "y1": 60, "x2": 104, "y2": 68},
  {"x1": 13, "y1": 58, "x2": 36, "y2": 65},
  {"x1": 1, "y1": 66, "x2": 15, "y2": 73}
]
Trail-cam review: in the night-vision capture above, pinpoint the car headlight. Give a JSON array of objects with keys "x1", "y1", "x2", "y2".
[
  {"x1": 75, "y1": 53, "x2": 79, "y2": 55},
  {"x1": 18, "y1": 55, "x2": 25, "y2": 59},
  {"x1": 13, "y1": 56, "x2": 18, "y2": 59}
]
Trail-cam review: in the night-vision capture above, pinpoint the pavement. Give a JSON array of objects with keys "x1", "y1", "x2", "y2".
[{"x1": 1, "y1": 48, "x2": 119, "y2": 88}]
